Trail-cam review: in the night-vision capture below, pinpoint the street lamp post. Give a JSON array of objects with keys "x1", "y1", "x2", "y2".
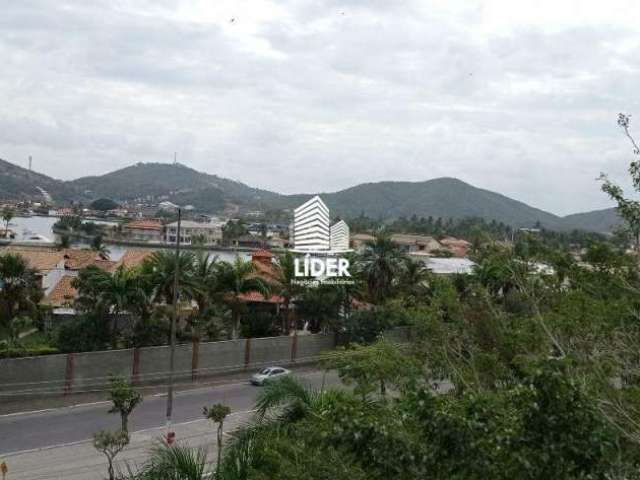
[{"x1": 166, "y1": 207, "x2": 182, "y2": 439}]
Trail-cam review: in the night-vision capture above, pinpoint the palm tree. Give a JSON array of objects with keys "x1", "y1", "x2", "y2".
[
  {"x1": 358, "y1": 229, "x2": 407, "y2": 303},
  {"x1": 218, "y1": 376, "x2": 351, "y2": 479},
  {"x1": 74, "y1": 265, "x2": 145, "y2": 347},
  {"x1": 473, "y1": 252, "x2": 519, "y2": 297},
  {"x1": 273, "y1": 252, "x2": 303, "y2": 333},
  {"x1": 254, "y1": 375, "x2": 344, "y2": 424},
  {"x1": 191, "y1": 252, "x2": 219, "y2": 315},
  {"x1": 0, "y1": 253, "x2": 41, "y2": 348},
  {"x1": 216, "y1": 257, "x2": 270, "y2": 339},
  {"x1": 91, "y1": 235, "x2": 111, "y2": 258},
  {"x1": 143, "y1": 250, "x2": 196, "y2": 305},
  {"x1": 2, "y1": 206, "x2": 14, "y2": 238},
  {"x1": 398, "y1": 258, "x2": 431, "y2": 305},
  {"x1": 124, "y1": 443, "x2": 209, "y2": 479},
  {"x1": 189, "y1": 251, "x2": 220, "y2": 376}
]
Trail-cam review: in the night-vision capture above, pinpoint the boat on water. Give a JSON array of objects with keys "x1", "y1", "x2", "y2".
[{"x1": 23, "y1": 233, "x2": 53, "y2": 243}]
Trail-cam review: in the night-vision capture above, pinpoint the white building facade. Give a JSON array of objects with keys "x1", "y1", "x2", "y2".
[
  {"x1": 330, "y1": 220, "x2": 350, "y2": 252},
  {"x1": 292, "y1": 196, "x2": 351, "y2": 253},
  {"x1": 293, "y1": 196, "x2": 331, "y2": 251},
  {"x1": 165, "y1": 220, "x2": 224, "y2": 245}
]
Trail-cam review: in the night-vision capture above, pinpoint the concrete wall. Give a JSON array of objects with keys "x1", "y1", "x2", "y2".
[
  {"x1": 0, "y1": 333, "x2": 336, "y2": 399},
  {"x1": 0, "y1": 328, "x2": 410, "y2": 401}
]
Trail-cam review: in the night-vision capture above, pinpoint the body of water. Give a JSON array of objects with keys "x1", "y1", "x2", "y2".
[{"x1": 5, "y1": 216, "x2": 249, "y2": 262}]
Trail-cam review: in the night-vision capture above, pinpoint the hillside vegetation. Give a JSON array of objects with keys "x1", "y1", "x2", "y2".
[{"x1": 0, "y1": 158, "x2": 621, "y2": 232}]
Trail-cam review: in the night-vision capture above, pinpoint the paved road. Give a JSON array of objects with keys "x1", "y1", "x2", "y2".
[{"x1": 0, "y1": 367, "x2": 339, "y2": 455}]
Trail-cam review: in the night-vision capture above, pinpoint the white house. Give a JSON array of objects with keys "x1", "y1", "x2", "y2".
[{"x1": 165, "y1": 220, "x2": 224, "y2": 246}]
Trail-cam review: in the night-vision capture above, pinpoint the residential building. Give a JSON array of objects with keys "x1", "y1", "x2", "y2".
[
  {"x1": 439, "y1": 237, "x2": 472, "y2": 258},
  {"x1": 165, "y1": 220, "x2": 223, "y2": 245},
  {"x1": 3, "y1": 246, "x2": 114, "y2": 299},
  {"x1": 62, "y1": 249, "x2": 116, "y2": 273},
  {"x1": 418, "y1": 256, "x2": 476, "y2": 275},
  {"x1": 116, "y1": 249, "x2": 154, "y2": 269},
  {"x1": 330, "y1": 220, "x2": 350, "y2": 252},
  {"x1": 391, "y1": 234, "x2": 442, "y2": 253},
  {"x1": 123, "y1": 219, "x2": 164, "y2": 243},
  {"x1": 4, "y1": 247, "x2": 66, "y2": 295},
  {"x1": 293, "y1": 196, "x2": 331, "y2": 251},
  {"x1": 352, "y1": 233, "x2": 442, "y2": 254},
  {"x1": 351, "y1": 233, "x2": 375, "y2": 250},
  {"x1": 42, "y1": 275, "x2": 77, "y2": 316},
  {"x1": 238, "y1": 249, "x2": 286, "y2": 316}
]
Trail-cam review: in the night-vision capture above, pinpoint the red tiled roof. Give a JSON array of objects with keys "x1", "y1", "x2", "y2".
[
  {"x1": 43, "y1": 275, "x2": 77, "y2": 307},
  {"x1": 124, "y1": 220, "x2": 163, "y2": 231},
  {"x1": 351, "y1": 298, "x2": 374, "y2": 311},
  {"x1": 63, "y1": 249, "x2": 116, "y2": 272},
  {"x1": 238, "y1": 291, "x2": 285, "y2": 304},
  {"x1": 253, "y1": 260, "x2": 279, "y2": 282},
  {"x1": 117, "y1": 249, "x2": 154, "y2": 269},
  {"x1": 3, "y1": 247, "x2": 64, "y2": 271},
  {"x1": 439, "y1": 237, "x2": 472, "y2": 247}
]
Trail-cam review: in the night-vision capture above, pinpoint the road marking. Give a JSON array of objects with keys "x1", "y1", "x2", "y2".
[
  {"x1": 1, "y1": 409, "x2": 257, "y2": 458},
  {"x1": 0, "y1": 369, "x2": 322, "y2": 418},
  {"x1": 0, "y1": 400, "x2": 111, "y2": 419}
]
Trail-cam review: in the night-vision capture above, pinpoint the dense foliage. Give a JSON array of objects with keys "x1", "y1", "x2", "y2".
[
  {"x1": 90, "y1": 198, "x2": 120, "y2": 211},
  {"x1": 112, "y1": 226, "x2": 640, "y2": 479},
  {"x1": 349, "y1": 213, "x2": 607, "y2": 249}
]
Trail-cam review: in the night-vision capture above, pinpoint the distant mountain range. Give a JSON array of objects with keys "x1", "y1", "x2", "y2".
[{"x1": 0, "y1": 157, "x2": 622, "y2": 233}]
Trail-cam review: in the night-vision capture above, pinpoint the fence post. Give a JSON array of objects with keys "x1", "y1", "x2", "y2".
[
  {"x1": 131, "y1": 348, "x2": 141, "y2": 385},
  {"x1": 244, "y1": 338, "x2": 251, "y2": 370},
  {"x1": 63, "y1": 353, "x2": 75, "y2": 395}
]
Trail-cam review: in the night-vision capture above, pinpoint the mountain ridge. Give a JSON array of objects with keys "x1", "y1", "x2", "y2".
[{"x1": 0, "y1": 157, "x2": 621, "y2": 233}]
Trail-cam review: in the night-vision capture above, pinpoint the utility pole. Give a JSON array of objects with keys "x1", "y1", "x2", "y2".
[{"x1": 165, "y1": 207, "x2": 182, "y2": 440}]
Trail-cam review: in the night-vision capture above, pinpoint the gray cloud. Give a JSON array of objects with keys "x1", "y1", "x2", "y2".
[{"x1": 1, "y1": 0, "x2": 640, "y2": 215}]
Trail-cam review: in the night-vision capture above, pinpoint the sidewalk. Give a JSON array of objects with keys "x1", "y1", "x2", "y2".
[{"x1": 1, "y1": 410, "x2": 252, "y2": 480}]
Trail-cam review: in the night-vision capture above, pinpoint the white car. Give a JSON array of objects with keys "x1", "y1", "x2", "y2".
[{"x1": 250, "y1": 366, "x2": 291, "y2": 386}]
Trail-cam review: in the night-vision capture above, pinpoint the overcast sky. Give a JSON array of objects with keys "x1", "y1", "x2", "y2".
[{"x1": 2, "y1": 1, "x2": 640, "y2": 215}]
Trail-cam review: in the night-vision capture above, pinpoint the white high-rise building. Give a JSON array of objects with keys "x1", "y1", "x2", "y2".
[
  {"x1": 330, "y1": 220, "x2": 350, "y2": 251},
  {"x1": 293, "y1": 196, "x2": 330, "y2": 251}
]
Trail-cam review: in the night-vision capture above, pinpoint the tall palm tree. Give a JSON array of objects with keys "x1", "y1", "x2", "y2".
[
  {"x1": 74, "y1": 265, "x2": 145, "y2": 347},
  {"x1": 189, "y1": 251, "x2": 220, "y2": 377},
  {"x1": 143, "y1": 250, "x2": 196, "y2": 305},
  {"x1": 216, "y1": 257, "x2": 270, "y2": 339},
  {"x1": 358, "y1": 229, "x2": 407, "y2": 303},
  {"x1": 2, "y1": 206, "x2": 14, "y2": 238},
  {"x1": 273, "y1": 252, "x2": 303, "y2": 333},
  {"x1": 191, "y1": 251, "x2": 219, "y2": 315},
  {"x1": 398, "y1": 258, "x2": 432, "y2": 305},
  {"x1": 0, "y1": 253, "x2": 41, "y2": 347}
]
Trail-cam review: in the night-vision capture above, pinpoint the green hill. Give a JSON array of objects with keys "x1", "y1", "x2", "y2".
[
  {"x1": 561, "y1": 207, "x2": 621, "y2": 233},
  {"x1": 0, "y1": 158, "x2": 76, "y2": 202},
  {"x1": 272, "y1": 178, "x2": 565, "y2": 229},
  {"x1": 69, "y1": 162, "x2": 277, "y2": 203},
  {"x1": 0, "y1": 158, "x2": 624, "y2": 233}
]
